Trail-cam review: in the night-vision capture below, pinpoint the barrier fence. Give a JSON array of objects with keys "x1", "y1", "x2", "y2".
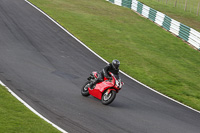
[
  {"x1": 107, "y1": 0, "x2": 200, "y2": 50},
  {"x1": 139, "y1": 0, "x2": 200, "y2": 16}
]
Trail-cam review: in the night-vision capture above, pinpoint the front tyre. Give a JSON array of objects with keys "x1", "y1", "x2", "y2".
[
  {"x1": 81, "y1": 81, "x2": 91, "y2": 97},
  {"x1": 101, "y1": 90, "x2": 116, "y2": 105}
]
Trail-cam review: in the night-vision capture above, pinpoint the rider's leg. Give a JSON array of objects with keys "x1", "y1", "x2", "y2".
[{"x1": 90, "y1": 73, "x2": 103, "y2": 89}]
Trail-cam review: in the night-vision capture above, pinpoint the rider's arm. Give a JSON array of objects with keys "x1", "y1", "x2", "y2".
[{"x1": 103, "y1": 64, "x2": 111, "y2": 78}]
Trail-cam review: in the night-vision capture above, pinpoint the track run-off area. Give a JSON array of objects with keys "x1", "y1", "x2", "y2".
[{"x1": 0, "y1": 0, "x2": 200, "y2": 132}]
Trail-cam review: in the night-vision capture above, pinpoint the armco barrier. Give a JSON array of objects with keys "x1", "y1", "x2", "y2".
[{"x1": 107, "y1": 0, "x2": 200, "y2": 50}]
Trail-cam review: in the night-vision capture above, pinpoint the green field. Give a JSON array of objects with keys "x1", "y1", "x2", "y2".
[
  {"x1": 145, "y1": 0, "x2": 200, "y2": 13},
  {"x1": 142, "y1": 0, "x2": 200, "y2": 12},
  {"x1": 139, "y1": 0, "x2": 200, "y2": 31},
  {"x1": 0, "y1": 85, "x2": 61, "y2": 133}
]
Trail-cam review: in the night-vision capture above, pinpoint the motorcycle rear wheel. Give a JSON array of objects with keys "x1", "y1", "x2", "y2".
[
  {"x1": 101, "y1": 90, "x2": 116, "y2": 105},
  {"x1": 81, "y1": 81, "x2": 90, "y2": 97}
]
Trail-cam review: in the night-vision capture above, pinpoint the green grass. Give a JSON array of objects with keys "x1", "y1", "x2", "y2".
[
  {"x1": 27, "y1": 0, "x2": 200, "y2": 111},
  {"x1": 139, "y1": 0, "x2": 200, "y2": 31},
  {"x1": 0, "y1": 85, "x2": 61, "y2": 133}
]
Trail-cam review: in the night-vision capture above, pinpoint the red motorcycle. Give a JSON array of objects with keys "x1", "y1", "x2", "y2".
[{"x1": 81, "y1": 71, "x2": 124, "y2": 105}]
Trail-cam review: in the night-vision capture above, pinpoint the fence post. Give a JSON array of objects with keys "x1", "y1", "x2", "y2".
[
  {"x1": 197, "y1": 2, "x2": 200, "y2": 16},
  {"x1": 174, "y1": 0, "x2": 177, "y2": 7},
  {"x1": 184, "y1": 0, "x2": 187, "y2": 11}
]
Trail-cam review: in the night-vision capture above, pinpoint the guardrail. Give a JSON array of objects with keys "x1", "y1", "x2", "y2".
[{"x1": 107, "y1": 0, "x2": 200, "y2": 50}]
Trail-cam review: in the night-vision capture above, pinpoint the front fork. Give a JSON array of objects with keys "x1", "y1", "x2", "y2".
[{"x1": 105, "y1": 89, "x2": 116, "y2": 95}]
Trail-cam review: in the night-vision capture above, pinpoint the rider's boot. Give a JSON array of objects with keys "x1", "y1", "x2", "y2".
[{"x1": 89, "y1": 80, "x2": 97, "y2": 89}]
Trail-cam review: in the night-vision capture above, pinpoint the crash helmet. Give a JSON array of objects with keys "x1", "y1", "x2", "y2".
[{"x1": 112, "y1": 59, "x2": 120, "y2": 70}]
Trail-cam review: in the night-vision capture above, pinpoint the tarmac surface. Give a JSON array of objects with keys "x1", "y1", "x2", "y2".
[{"x1": 0, "y1": 0, "x2": 200, "y2": 132}]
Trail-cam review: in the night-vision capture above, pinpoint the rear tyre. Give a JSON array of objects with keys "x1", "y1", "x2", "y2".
[
  {"x1": 81, "y1": 81, "x2": 91, "y2": 97},
  {"x1": 101, "y1": 90, "x2": 116, "y2": 105}
]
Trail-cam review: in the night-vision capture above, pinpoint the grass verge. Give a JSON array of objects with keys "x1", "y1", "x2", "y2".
[
  {"x1": 139, "y1": 0, "x2": 200, "y2": 32},
  {"x1": 0, "y1": 85, "x2": 61, "y2": 133},
  {"x1": 27, "y1": 0, "x2": 200, "y2": 111}
]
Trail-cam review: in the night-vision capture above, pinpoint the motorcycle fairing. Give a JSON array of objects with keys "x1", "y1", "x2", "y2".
[{"x1": 88, "y1": 80, "x2": 114, "y2": 100}]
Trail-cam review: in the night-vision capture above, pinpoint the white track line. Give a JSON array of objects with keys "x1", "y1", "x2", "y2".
[
  {"x1": 2, "y1": 1, "x2": 199, "y2": 133},
  {"x1": 25, "y1": 0, "x2": 200, "y2": 114},
  {"x1": 0, "y1": 81, "x2": 68, "y2": 133}
]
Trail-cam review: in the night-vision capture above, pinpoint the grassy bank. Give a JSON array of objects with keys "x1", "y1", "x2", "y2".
[
  {"x1": 28, "y1": 0, "x2": 200, "y2": 111},
  {"x1": 139, "y1": 0, "x2": 200, "y2": 32},
  {"x1": 0, "y1": 85, "x2": 61, "y2": 133}
]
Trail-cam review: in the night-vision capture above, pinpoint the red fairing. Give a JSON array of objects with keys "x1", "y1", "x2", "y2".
[
  {"x1": 92, "y1": 72, "x2": 98, "y2": 78},
  {"x1": 88, "y1": 79, "x2": 114, "y2": 100},
  {"x1": 88, "y1": 72, "x2": 121, "y2": 100},
  {"x1": 83, "y1": 71, "x2": 123, "y2": 105}
]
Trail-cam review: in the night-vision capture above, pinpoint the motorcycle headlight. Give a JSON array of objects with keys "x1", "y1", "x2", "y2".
[{"x1": 115, "y1": 80, "x2": 120, "y2": 88}]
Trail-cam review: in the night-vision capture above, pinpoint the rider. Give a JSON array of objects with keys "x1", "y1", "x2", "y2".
[{"x1": 89, "y1": 59, "x2": 120, "y2": 89}]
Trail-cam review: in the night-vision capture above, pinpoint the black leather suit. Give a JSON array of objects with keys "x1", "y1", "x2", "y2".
[{"x1": 92, "y1": 63, "x2": 119, "y2": 86}]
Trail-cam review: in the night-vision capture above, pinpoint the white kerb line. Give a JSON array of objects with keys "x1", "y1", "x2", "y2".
[{"x1": 0, "y1": 80, "x2": 68, "y2": 133}]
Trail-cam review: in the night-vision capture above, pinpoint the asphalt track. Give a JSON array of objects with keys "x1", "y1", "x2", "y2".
[{"x1": 0, "y1": 0, "x2": 200, "y2": 133}]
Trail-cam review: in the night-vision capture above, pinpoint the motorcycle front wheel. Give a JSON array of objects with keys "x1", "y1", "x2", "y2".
[
  {"x1": 101, "y1": 89, "x2": 116, "y2": 105},
  {"x1": 81, "y1": 81, "x2": 91, "y2": 97}
]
